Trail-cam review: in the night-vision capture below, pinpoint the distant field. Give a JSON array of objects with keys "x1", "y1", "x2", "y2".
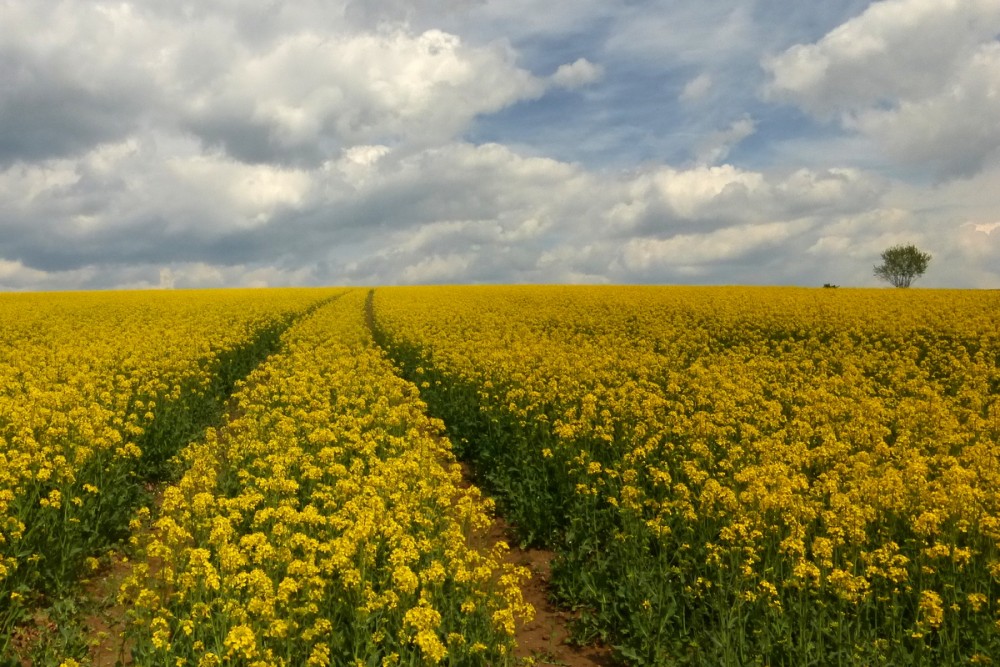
[{"x1": 3, "y1": 286, "x2": 999, "y2": 666}]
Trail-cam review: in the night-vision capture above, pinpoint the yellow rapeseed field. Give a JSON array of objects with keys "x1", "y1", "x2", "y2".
[
  {"x1": 6, "y1": 284, "x2": 999, "y2": 666},
  {"x1": 0, "y1": 288, "x2": 338, "y2": 655},
  {"x1": 374, "y1": 285, "x2": 1000, "y2": 666},
  {"x1": 120, "y1": 290, "x2": 532, "y2": 666}
]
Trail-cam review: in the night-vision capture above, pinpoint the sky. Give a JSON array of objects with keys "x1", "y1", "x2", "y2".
[{"x1": 1, "y1": 0, "x2": 999, "y2": 290}]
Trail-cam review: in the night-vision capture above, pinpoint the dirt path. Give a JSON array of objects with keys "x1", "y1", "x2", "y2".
[
  {"x1": 82, "y1": 553, "x2": 134, "y2": 666},
  {"x1": 502, "y1": 530, "x2": 615, "y2": 666},
  {"x1": 366, "y1": 288, "x2": 615, "y2": 666}
]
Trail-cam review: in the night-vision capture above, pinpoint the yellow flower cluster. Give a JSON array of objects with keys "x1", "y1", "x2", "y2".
[
  {"x1": 121, "y1": 289, "x2": 531, "y2": 666},
  {"x1": 0, "y1": 288, "x2": 336, "y2": 647},
  {"x1": 374, "y1": 285, "x2": 1000, "y2": 664}
]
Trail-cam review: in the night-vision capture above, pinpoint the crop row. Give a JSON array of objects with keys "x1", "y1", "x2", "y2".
[
  {"x1": 373, "y1": 285, "x2": 1000, "y2": 666},
  {"x1": 0, "y1": 288, "x2": 339, "y2": 659},
  {"x1": 120, "y1": 289, "x2": 531, "y2": 666}
]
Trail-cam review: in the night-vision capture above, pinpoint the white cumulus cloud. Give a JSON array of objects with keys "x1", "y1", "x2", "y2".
[
  {"x1": 550, "y1": 58, "x2": 605, "y2": 89},
  {"x1": 763, "y1": 0, "x2": 1000, "y2": 178},
  {"x1": 0, "y1": 2, "x2": 548, "y2": 167}
]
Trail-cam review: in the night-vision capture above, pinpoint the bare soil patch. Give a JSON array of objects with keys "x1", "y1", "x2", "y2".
[
  {"x1": 455, "y1": 461, "x2": 615, "y2": 667},
  {"x1": 511, "y1": 551, "x2": 614, "y2": 665}
]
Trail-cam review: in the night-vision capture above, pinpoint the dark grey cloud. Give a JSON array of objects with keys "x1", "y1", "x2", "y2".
[{"x1": 0, "y1": 45, "x2": 144, "y2": 165}]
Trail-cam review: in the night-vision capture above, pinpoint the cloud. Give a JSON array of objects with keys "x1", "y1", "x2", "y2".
[
  {"x1": 607, "y1": 163, "x2": 883, "y2": 238},
  {"x1": 460, "y1": 0, "x2": 612, "y2": 42},
  {"x1": 846, "y1": 43, "x2": 1000, "y2": 178},
  {"x1": 0, "y1": 258, "x2": 50, "y2": 289},
  {"x1": 0, "y1": 1, "x2": 156, "y2": 164},
  {"x1": 948, "y1": 221, "x2": 1000, "y2": 287},
  {"x1": 605, "y1": 3, "x2": 758, "y2": 65},
  {"x1": 619, "y1": 220, "x2": 812, "y2": 273},
  {"x1": 763, "y1": 0, "x2": 1000, "y2": 178},
  {"x1": 0, "y1": 1, "x2": 548, "y2": 167},
  {"x1": 0, "y1": 135, "x2": 316, "y2": 271},
  {"x1": 334, "y1": 150, "x2": 899, "y2": 286},
  {"x1": 550, "y1": 58, "x2": 604, "y2": 89},
  {"x1": 693, "y1": 117, "x2": 756, "y2": 165},
  {"x1": 680, "y1": 73, "x2": 713, "y2": 102},
  {"x1": 3, "y1": 0, "x2": 1000, "y2": 291},
  {"x1": 177, "y1": 27, "x2": 547, "y2": 163},
  {"x1": 343, "y1": 0, "x2": 486, "y2": 28},
  {"x1": 763, "y1": 0, "x2": 1000, "y2": 113},
  {"x1": 3, "y1": 119, "x2": 907, "y2": 287},
  {"x1": 4, "y1": 126, "x2": 999, "y2": 289}
]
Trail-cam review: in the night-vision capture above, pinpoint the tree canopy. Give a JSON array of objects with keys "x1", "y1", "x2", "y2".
[{"x1": 874, "y1": 244, "x2": 931, "y2": 288}]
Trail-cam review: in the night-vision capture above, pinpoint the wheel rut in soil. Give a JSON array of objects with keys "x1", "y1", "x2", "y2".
[
  {"x1": 365, "y1": 289, "x2": 615, "y2": 667},
  {"x1": 68, "y1": 290, "x2": 611, "y2": 667}
]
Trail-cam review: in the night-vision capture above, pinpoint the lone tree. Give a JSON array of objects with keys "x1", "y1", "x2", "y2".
[{"x1": 873, "y1": 243, "x2": 931, "y2": 288}]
